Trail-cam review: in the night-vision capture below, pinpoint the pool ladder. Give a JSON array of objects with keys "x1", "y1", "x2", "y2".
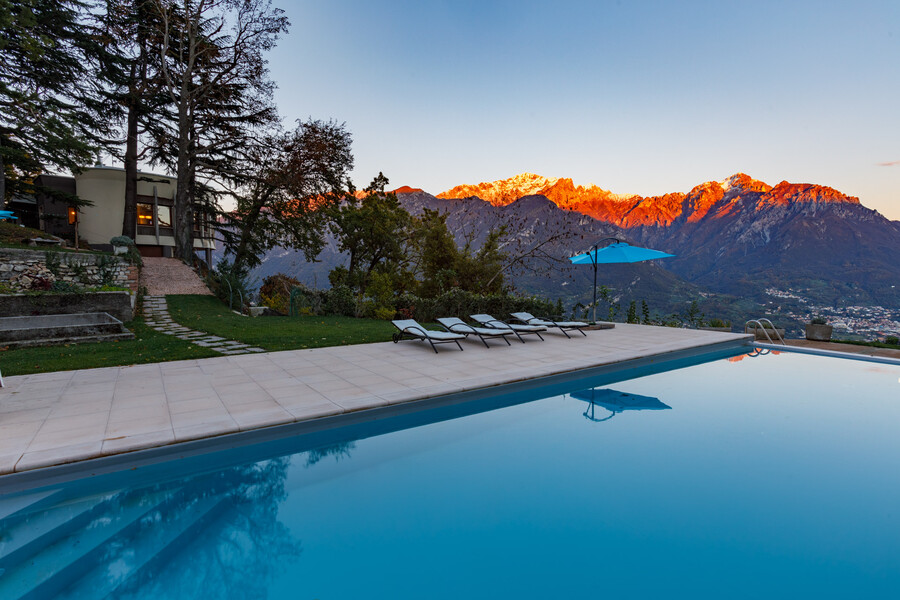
[{"x1": 745, "y1": 318, "x2": 785, "y2": 356}]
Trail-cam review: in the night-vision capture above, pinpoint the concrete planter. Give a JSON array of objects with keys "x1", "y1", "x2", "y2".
[
  {"x1": 0, "y1": 291, "x2": 135, "y2": 322},
  {"x1": 745, "y1": 326, "x2": 786, "y2": 341},
  {"x1": 805, "y1": 323, "x2": 833, "y2": 342}
]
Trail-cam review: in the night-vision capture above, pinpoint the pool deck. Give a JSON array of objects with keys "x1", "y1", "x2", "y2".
[{"x1": 0, "y1": 325, "x2": 752, "y2": 477}]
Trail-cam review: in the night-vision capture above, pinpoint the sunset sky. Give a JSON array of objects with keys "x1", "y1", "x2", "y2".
[{"x1": 270, "y1": 0, "x2": 900, "y2": 219}]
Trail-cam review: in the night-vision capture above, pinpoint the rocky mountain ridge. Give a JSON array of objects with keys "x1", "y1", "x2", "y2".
[{"x1": 437, "y1": 172, "x2": 864, "y2": 227}]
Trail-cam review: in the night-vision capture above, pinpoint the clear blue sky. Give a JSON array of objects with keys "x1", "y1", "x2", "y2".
[{"x1": 269, "y1": 0, "x2": 900, "y2": 219}]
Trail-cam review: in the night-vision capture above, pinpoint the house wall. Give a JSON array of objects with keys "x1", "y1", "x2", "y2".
[{"x1": 75, "y1": 168, "x2": 178, "y2": 246}]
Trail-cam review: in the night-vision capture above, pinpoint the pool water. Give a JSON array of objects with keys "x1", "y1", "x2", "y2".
[{"x1": 1, "y1": 351, "x2": 899, "y2": 599}]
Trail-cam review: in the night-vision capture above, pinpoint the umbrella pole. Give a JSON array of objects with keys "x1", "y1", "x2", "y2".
[{"x1": 592, "y1": 258, "x2": 598, "y2": 324}]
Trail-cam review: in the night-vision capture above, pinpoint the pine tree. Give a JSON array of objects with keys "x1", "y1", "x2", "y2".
[{"x1": 0, "y1": 0, "x2": 106, "y2": 207}]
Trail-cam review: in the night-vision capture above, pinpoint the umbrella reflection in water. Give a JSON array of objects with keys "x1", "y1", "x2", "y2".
[{"x1": 569, "y1": 388, "x2": 672, "y2": 422}]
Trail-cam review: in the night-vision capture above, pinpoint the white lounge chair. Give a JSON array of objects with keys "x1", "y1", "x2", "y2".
[
  {"x1": 510, "y1": 312, "x2": 589, "y2": 338},
  {"x1": 469, "y1": 314, "x2": 545, "y2": 342},
  {"x1": 436, "y1": 317, "x2": 514, "y2": 348},
  {"x1": 392, "y1": 319, "x2": 465, "y2": 353}
]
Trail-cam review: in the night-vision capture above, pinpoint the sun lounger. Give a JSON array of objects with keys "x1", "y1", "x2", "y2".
[
  {"x1": 469, "y1": 314, "x2": 545, "y2": 342},
  {"x1": 392, "y1": 319, "x2": 465, "y2": 353},
  {"x1": 510, "y1": 312, "x2": 589, "y2": 338},
  {"x1": 436, "y1": 317, "x2": 514, "y2": 348}
]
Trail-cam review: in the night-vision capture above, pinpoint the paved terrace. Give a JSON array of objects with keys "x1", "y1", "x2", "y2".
[{"x1": 0, "y1": 325, "x2": 751, "y2": 476}]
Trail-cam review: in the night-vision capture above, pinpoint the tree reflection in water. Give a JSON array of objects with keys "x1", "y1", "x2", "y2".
[{"x1": 6, "y1": 441, "x2": 361, "y2": 600}]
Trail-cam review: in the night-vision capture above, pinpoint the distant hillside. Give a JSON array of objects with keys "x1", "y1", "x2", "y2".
[{"x1": 215, "y1": 171, "x2": 900, "y2": 324}]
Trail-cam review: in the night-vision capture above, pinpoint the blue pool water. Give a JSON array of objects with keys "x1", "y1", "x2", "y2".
[{"x1": 1, "y1": 350, "x2": 899, "y2": 599}]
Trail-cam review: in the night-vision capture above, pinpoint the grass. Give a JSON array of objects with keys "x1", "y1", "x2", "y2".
[
  {"x1": 0, "y1": 318, "x2": 219, "y2": 377},
  {"x1": 0, "y1": 221, "x2": 103, "y2": 253},
  {"x1": 166, "y1": 294, "x2": 396, "y2": 351}
]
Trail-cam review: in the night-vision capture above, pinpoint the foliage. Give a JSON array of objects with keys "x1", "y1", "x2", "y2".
[
  {"x1": 0, "y1": 0, "x2": 107, "y2": 206},
  {"x1": 110, "y1": 235, "x2": 134, "y2": 247},
  {"x1": 43, "y1": 251, "x2": 62, "y2": 277},
  {"x1": 208, "y1": 259, "x2": 255, "y2": 311},
  {"x1": 885, "y1": 336, "x2": 899, "y2": 346},
  {"x1": 682, "y1": 300, "x2": 706, "y2": 328},
  {"x1": 258, "y1": 273, "x2": 301, "y2": 315},
  {"x1": 49, "y1": 280, "x2": 85, "y2": 294},
  {"x1": 152, "y1": 0, "x2": 289, "y2": 260},
  {"x1": 394, "y1": 288, "x2": 557, "y2": 323},
  {"x1": 97, "y1": 253, "x2": 119, "y2": 286},
  {"x1": 327, "y1": 174, "x2": 412, "y2": 307},
  {"x1": 626, "y1": 300, "x2": 638, "y2": 324},
  {"x1": 219, "y1": 120, "x2": 354, "y2": 274},
  {"x1": 706, "y1": 317, "x2": 731, "y2": 328},
  {"x1": 809, "y1": 316, "x2": 828, "y2": 325}
]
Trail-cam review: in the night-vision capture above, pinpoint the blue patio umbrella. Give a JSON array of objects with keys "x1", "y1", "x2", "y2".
[
  {"x1": 0, "y1": 210, "x2": 17, "y2": 221},
  {"x1": 570, "y1": 387, "x2": 671, "y2": 422},
  {"x1": 568, "y1": 237, "x2": 675, "y2": 323}
]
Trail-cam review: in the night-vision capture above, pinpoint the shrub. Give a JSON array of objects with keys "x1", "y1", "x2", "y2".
[
  {"x1": 110, "y1": 235, "x2": 134, "y2": 247},
  {"x1": 50, "y1": 280, "x2": 85, "y2": 294},
  {"x1": 707, "y1": 318, "x2": 730, "y2": 328},
  {"x1": 885, "y1": 335, "x2": 899, "y2": 345},
  {"x1": 810, "y1": 316, "x2": 828, "y2": 325},
  {"x1": 372, "y1": 306, "x2": 396, "y2": 321},
  {"x1": 322, "y1": 285, "x2": 356, "y2": 317}
]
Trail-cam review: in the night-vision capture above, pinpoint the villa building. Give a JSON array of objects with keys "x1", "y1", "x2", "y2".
[{"x1": 8, "y1": 166, "x2": 215, "y2": 263}]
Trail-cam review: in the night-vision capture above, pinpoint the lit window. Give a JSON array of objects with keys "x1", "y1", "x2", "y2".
[
  {"x1": 137, "y1": 203, "x2": 154, "y2": 226},
  {"x1": 67, "y1": 207, "x2": 77, "y2": 224},
  {"x1": 157, "y1": 205, "x2": 172, "y2": 227}
]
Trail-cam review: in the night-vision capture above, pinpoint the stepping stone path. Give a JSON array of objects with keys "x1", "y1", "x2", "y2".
[{"x1": 142, "y1": 296, "x2": 265, "y2": 355}]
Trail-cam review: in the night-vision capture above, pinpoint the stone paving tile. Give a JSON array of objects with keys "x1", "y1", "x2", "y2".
[{"x1": 0, "y1": 325, "x2": 754, "y2": 474}]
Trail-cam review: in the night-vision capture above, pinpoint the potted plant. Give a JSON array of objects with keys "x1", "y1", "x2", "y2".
[
  {"x1": 804, "y1": 316, "x2": 833, "y2": 341},
  {"x1": 700, "y1": 318, "x2": 731, "y2": 332},
  {"x1": 110, "y1": 235, "x2": 133, "y2": 255}
]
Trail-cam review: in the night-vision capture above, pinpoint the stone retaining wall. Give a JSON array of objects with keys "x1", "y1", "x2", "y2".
[{"x1": 0, "y1": 248, "x2": 139, "y2": 292}]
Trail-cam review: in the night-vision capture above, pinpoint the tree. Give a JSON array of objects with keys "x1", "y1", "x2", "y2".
[
  {"x1": 327, "y1": 173, "x2": 412, "y2": 303},
  {"x1": 409, "y1": 208, "x2": 460, "y2": 297},
  {"x1": 95, "y1": 0, "x2": 173, "y2": 239},
  {"x1": 219, "y1": 119, "x2": 354, "y2": 274},
  {"x1": 0, "y1": 0, "x2": 104, "y2": 205},
  {"x1": 152, "y1": 0, "x2": 288, "y2": 261}
]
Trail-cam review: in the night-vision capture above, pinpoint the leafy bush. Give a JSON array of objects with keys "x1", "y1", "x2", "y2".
[
  {"x1": 97, "y1": 254, "x2": 119, "y2": 286},
  {"x1": 372, "y1": 306, "x2": 396, "y2": 321},
  {"x1": 50, "y1": 280, "x2": 85, "y2": 294},
  {"x1": 885, "y1": 335, "x2": 899, "y2": 345},
  {"x1": 110, "y1": 235, "x2": 134, "y2": 247},
  {"x1": 323, "y1": 285, "x2": 356, "y2": 317},
  {"x1": 707, "y1": 318, "x2": 730, "y2": 328},
  {"x1": 810, "y1": 316, "x2": 828, "y2": 325},
  {"x1": 396, "y1": 288, "x2": 555, "y2": 323},
  {"x1": 259, "y1": 274, "x2": 301, "y2": 315}
]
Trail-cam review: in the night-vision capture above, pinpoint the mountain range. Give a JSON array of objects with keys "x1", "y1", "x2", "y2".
[{"x1": 222, "y1": 172, "x2": 900, "y2": 325}]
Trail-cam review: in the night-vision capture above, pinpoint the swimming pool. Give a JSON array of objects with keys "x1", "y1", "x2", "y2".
[{"x1": 1, "y1": 350, "x2": 898, "y2": 598}]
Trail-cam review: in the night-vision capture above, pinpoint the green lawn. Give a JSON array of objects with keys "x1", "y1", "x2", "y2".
[
  {"x1": 166, "y1": 295, "x2": 396, "y2": 351},
  {"x1": 0, "y1": 295, "x2": 398, "y2": 377},
  {"x1": 0, "y1": 318, "x2": 219, "y2": 377}
]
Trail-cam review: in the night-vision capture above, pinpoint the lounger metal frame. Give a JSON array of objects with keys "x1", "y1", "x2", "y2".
[
  {"x1": 437, "y1": 318, "x2": 513, "y2": 348},
  {"x1": 470, "y1": 315, "x2": 544, "y2": 343},
  {"x1": 510, "y1": 313, "x2": 588, "y2": 338},
  {"x1": 392, "y1": 323, "x2": 463, "y2": 353}
]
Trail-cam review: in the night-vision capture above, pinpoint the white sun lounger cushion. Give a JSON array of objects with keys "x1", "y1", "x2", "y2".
[{"x1": 393, "y1": 319, "x2": 465, "y2": 340}]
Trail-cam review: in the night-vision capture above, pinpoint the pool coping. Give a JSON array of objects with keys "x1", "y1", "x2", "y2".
[{"x1": 0, "y1": 335, "x2": 751, "y2": 494}]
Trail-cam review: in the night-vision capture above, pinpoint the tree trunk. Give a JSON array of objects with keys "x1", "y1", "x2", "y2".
[
  {"x1": 0, "y1": 155, "x2": 6, "y2": 208},
  {"x1": 173, "y1": 99, "x2": 194, "y2": 262},
  {"x1": 122, "y1": 90, "x2": 139, "y2": 240}
]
